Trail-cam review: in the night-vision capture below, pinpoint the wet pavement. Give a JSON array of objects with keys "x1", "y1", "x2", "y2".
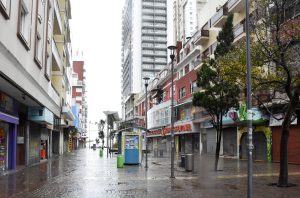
[{"x1": 0, "y1": 149, "x2": 300, "y2": 198}]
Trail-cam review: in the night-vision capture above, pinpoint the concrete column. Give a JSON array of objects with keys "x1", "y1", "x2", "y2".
[
  {"x1": 25, "y1": 121, "x2": 30, "y2": 166},
  {"x1": 8, "y1": 124, "x2": 17, "y2": 170},
  {"x1": 48, "y1": 129, "x2": 52, "y2": 158},
  {"x1": 199, "y1": 129, "x2": 202, "y2": 155},
  {"x1": 60, "y1": 130, "x2": 63, "y2": 154}
]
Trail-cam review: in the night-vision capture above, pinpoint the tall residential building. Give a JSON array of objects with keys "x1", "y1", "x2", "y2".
[
  {"x1": 173, "y1": 0, "x2": 207, "y2": 44},
  {"x1": 121, "y1": 0, "x2": 173, "y2": 120}
]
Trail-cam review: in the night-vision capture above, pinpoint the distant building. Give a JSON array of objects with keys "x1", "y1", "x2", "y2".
[
  {"x1": 71, "y1": 54, "x2": 88, "y2": 150},
  {"x1": 121, "y1": 0, "x2": 173, "y2": 121}
]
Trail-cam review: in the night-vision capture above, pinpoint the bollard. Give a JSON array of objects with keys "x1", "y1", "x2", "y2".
[{"x1": 117, "y1": 154, "x2": 124, "y2": 168}]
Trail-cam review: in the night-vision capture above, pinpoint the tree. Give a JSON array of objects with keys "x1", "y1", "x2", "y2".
[
  {"x1": 193, "y1": 13, "x2": 240, "y2": 171},
  {"x1": 251, "y1": 0, "x2": 300, "y2": 187},
  {"x1": 218, "y1": 0, "x2": 300, "y2": 186},
  {"x1": 98, "y1": 119, "x2": 105, "y2": 148}
]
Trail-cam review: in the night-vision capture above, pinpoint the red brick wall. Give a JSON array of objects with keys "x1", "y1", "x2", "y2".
[
  {"x1": 272, "y1": 125, "x2": 300, "y2": 164},
  {"x1": 73, "y1": 61, "x2": 84, "y2": 80},
  {"x1": 176, "y1": 70, "x2": 197, "y2": 103}
]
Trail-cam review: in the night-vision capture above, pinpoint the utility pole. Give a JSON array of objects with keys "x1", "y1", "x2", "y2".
[
  {"x1": 245, "y1": 0, "x2": 253, "y2": 197},
  {"x1": 168, "y1": 45, "x2": 177, "y2": 178}
]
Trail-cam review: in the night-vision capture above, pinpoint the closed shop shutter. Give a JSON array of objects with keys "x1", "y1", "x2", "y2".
[
  {"x1": 207, "y1": 128, "x2": 216, "y2": 156},
  {"x1": 241, "y1": 131, "x2": 267, "y2": 161},
  {"x1": 223, "y1": 127, "x2": 237, "y2": 157},
  {"x1": 29, "y1": 122, "x2": 41, "y2": 165},
  {"x1": 273, "y1": 126, "x2": 300, "y2": 164}
]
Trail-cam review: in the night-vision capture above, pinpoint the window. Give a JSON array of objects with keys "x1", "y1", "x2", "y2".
[
  {"x1": 34, "y1": 0, "x2": 46, "y2": 68},
  {"x1": 190, "y1": 81, "x2": 197, "y2": 93},
  {"x1": 0, "y1": 0, "x2": 11, "y2": 19},
  {"x1": 76, "y1": 88, "x2": 82, "y2": 93},
  {"x1": 18, "y1": 0, "x2": 33, "y2": 50},
  {"x1": 179, "y1": 68, "x2": 184, "y2": 78},
  {"x1": 184, "y1": 65, "x2": 189, "y2": 74},
  {"x1": 76, "y1": 96, "x2": 82, "y2": 101},
  {"x1": 180, "y1": 87, "x2": 186, "y2": 98}
]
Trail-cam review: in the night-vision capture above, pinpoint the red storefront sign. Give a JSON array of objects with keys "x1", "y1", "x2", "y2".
[{"x1": 147, "y1": 123, "x2": 192, "y2": 137}]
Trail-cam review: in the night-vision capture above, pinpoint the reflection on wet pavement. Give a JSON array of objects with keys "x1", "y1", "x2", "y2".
[{"x1": 0, "y1": 148, "x2": 299, "y2": 198}]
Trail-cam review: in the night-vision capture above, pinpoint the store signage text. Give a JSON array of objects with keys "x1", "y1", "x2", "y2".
[{"x1": 147, "y1": 124, "x2": 192, "y2": 137}]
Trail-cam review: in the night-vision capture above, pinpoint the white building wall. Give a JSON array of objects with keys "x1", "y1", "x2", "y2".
[
  {"x1": 198, "y1": 0, "x2": 228, "y2": 29},
  {"x1": 167, "y1": 0, "x2": 175, "y2": 55},
  {"x1": 131, "y1": 0, "x2": 142, "y2": 94},
  {"x1": 0, "y1": 0, "x2": 60, "y2": 116}
]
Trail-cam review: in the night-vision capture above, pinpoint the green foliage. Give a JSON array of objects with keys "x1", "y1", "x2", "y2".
[
  {"x1": 215, "y1": 13, "x2": 234, "y2": 58},
  {"x1": 192, "y1": 62, "x2": 240, "y2": 126},
  {"x1": 193, "y1": 13, "x2": 240, "y2": 128}
]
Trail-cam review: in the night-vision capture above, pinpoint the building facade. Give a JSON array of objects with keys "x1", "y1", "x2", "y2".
[
  {"x1": 71, "y1": 54, "x2": 88, "y2": 151},
  {"x1": 121, "y1": 0, "x2": 174, "y2": 121},
  {"x1": 0, "y1": 0, "x2": 76, "y2": 170}
]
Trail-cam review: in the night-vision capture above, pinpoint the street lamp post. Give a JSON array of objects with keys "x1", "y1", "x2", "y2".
[
  {"x1": 89, "y1": 121, "x2": 98, "y2": 149},
  {"x1": 167, "y1": 45, "x2": 177, "y2": 178},
  {"x1": 143, "y1": 77, "x2": 150, "y2": 169},
  {"x1": 245, "y1": 0, "x2": 253, "y2": 197}
]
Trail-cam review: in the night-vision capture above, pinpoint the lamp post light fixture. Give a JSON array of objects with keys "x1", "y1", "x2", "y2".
[
  {"x1": 167, "y1": 45, "x2": 177, "y2": 178},
  {"x1": 143, "y1": 76, "x2": 150, "y2": 169}
]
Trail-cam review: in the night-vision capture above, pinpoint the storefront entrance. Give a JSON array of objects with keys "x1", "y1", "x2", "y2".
[
  {"x1": 241, "y1": 132, "x2": 267, "y2": 161},
  {"x1": 0, "y1": 121, "x2": 8, "y2": 170}
]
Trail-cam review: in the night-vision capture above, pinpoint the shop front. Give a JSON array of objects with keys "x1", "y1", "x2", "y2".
[
  {"x1": 270, "y1": 114, "x2": 299, "y2": 164},
  {"x1": 238, "y1": 107, "x2": 271, "y2": 162},
  {"x1": 147, "y1": 122, "x2": 200, "y2": 156},
  {"x1": 0, "y1": 91, "x2": 18, "y2": 170},
  {"x1": 28, "y1": 107, "x2": 54, "y2": 165}
]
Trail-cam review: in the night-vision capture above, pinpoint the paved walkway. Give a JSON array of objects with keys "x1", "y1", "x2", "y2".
[{"x1": 0, "y1": 148, "x2": 300, "y2": 198}]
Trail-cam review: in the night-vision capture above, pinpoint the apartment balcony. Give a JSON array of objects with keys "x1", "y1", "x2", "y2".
[
  {"x1": 51, "y1": 39, "x2": 63, "y2": 72},
  {"x1": 62, "y1": 104, "x2": 75, "y2": 121},
  {"x1": 143, "y1": 2, "x2": 154, "y2": 7},
  {"x1": 143, "y1": 9, "x2": 154, "y2": 15},
  {"x1": 66, "y1": 0, "x2": 72, "y2": 20},
  {"x1": 176, "y1": 47, "x2": 200, "y2": 70},
  {"x1": 209, "y1": 42, "x2": 218, "y2": 58},
  {"x1": 154, "y1": 3, "x2": 166, "y2": 8},
  {"x1": 154, "y1": 10, "x2": 166, "y2": 16},
  {"x1": 194, "y1": 29, "x2": 210, "y2": 46},
  {"x1": 233, "y1": 22, "x2": 246, "y2": 42},
  {"x1": 193, "y1": 56, "x2": 203, "y2": 70},
  {"x1": 49, "y1": 84, "x2": 60, "y2": 106},
  {"x1": 53, "y1": 0, "x2": 63, "y2": 35},
  {"x1": 210, "y1": 4, "x2": 229, "y2": 28},
  {"x1": 228, "y1": 0, "x2": 245, "y2": 13},
  {"x1": 72, "y1": 80, "x2": 83, "y2": 87}
]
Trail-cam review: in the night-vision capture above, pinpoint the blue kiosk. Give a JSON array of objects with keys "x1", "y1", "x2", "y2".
[{"x1": 121, "y1": 132, "x2": 142, "y2": 165}]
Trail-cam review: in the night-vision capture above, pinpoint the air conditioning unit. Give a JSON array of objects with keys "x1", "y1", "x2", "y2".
[{"x1": 216, "y1": 5, "x2": 222, "y2": 11}]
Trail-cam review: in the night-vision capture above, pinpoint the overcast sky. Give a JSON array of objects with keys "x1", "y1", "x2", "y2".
[{"x1": 70, "y1": 0, "x2": 125, "y2": 140}]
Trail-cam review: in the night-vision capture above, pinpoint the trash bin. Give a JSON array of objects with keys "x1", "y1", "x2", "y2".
[
  {"x1": 99, "y1": 148, "x2": 103, "y2": 157},
  {"x1": 181, "y1": 154, "x2": 186, "y2": 168},
  {"x1": 117, "y1": 155, "x2": 124, "y2": 168},
  {"x1": 185, "y1": 154, "x2": 194, "y2": 172}
]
